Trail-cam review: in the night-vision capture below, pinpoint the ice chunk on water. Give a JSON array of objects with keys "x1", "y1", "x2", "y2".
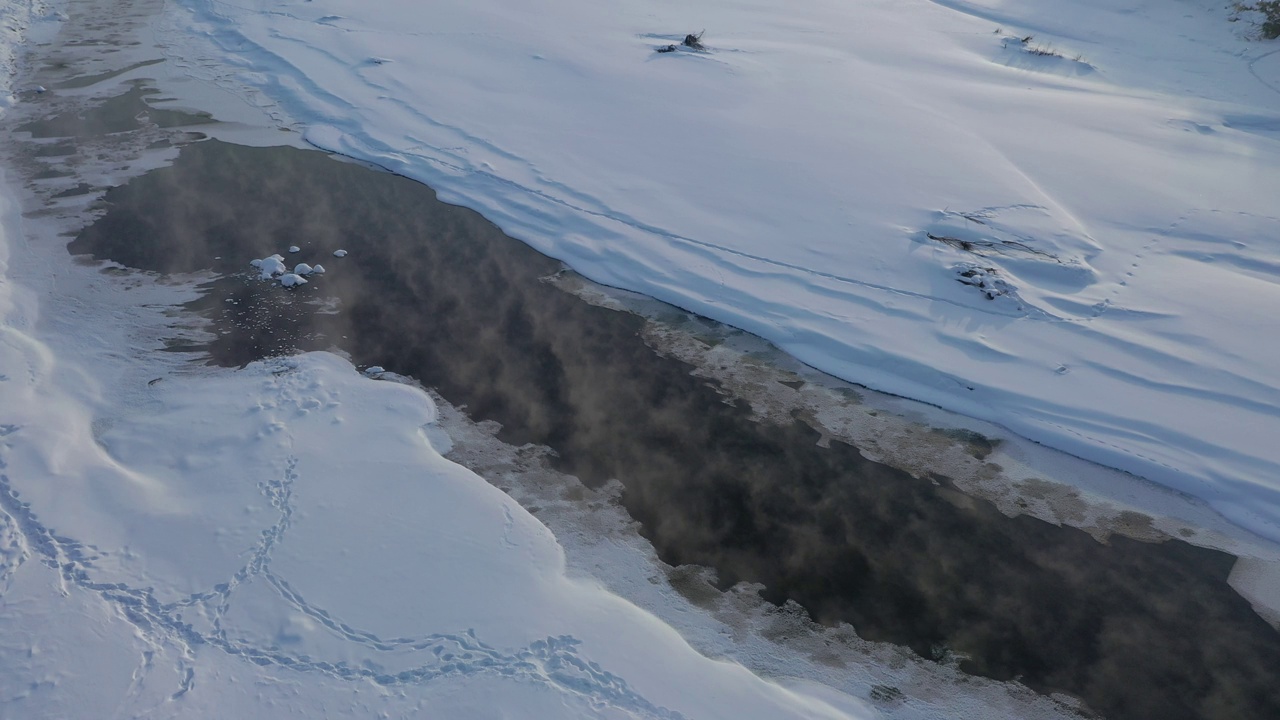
[
  {"x1": 333, "y1": 249, "x2": 348, "y2": 257},
  {"x1": 280, "y1": 273, "x2": 308, "y2": 287},
  {"x1": 289, "y1": 245, "x2": 301, "y2": 253},
  {"x1": 258, "y1": 256, "x2": 287, "y2": 279},
  {"x1": 310, "y1": 264, "x2": 326, "y2": 274},
  {"x1": 294, "y1": 263, "x2": 313, "y2": 275}
]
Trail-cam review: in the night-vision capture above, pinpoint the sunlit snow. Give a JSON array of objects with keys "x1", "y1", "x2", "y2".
[
  {"x1": 4, "y1": 0, "x2": 1280, "y2": 717},
  {"x1": 171, "y1": 0, "x2": 1280, "y2": 538}
]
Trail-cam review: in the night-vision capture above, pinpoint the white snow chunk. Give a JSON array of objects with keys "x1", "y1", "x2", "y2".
[
  {"x1": 364, "y1": 366, "x2": 385, "y2": 374},
  {"x1": 257, "y1": 256, "x2": 287, "y2": 279},
  {"x1": 332, "y1": 249, "x2": 348, "y2": 258},
  {"x1": 279, "y1": 273, "x2": 308, "y2": 287},
  {"x1": 289, "y1": 245, "x2": 301, "y2": 253},
  {"x1": 309, "y1": 264, "x2": 326, "y2": 274},
  {"x1": 249, "y1": 258, "x2": 263, "y2": 268},
  {"x1": 294, "y1": 263, "x2": 313, "y2": 276}
]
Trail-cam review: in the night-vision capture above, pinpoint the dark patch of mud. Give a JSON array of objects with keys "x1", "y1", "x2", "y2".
[{"x1": 70, "y1": 139, "x2": 1280, "y2": 720}]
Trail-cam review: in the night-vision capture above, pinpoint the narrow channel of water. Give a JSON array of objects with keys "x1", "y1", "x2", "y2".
[{"x1": 69, "y1": 137, "x2": 1280, "y2": 720}]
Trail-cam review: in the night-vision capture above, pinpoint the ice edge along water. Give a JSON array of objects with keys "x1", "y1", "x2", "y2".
[
  {"x1": 165, "y1": 0, "x2": 1280, "y2": 542},
  {"x1": 0, "y1": 3, "x2": 903, "y2": 718},
  {"x1": 1, "y1": 1, "x2": 1276, "y2": 716}
]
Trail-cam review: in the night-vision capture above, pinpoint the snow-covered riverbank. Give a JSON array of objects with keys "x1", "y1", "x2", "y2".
[
  {"x1": 167, "y1": 0, "x2": 1280, "y2": 540},
  {"x1": 5, "y1": 1, "x2": 1280, "y2": 718},
  {"x1": 0, "y1": 4, "x2": 850, "y2": 717},
  {"x1": 0, "y1": 2, "x2": 1098, "y2": 718}
]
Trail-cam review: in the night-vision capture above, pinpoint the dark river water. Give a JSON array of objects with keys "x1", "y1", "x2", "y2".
[{"x1": 68, "y1": 136, "x2": 1280, "y2": 720}]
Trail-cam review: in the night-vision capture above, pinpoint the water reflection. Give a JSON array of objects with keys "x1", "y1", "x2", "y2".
[{"x1": 72, "y1": 140, "x2": 1280, "y2": 720}]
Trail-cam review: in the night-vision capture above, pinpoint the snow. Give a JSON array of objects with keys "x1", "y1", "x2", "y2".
[
  {"x1": 0, "y1": 340, "x2": 858, "y2": 718},
  {"x1": 170, "y1": 0, "x2": 1280, "y2": 539},
  {"x1": 0, "y1": 117, "x2": 864, "y2": 717},
  {"x1": 254, "y1": 255, "x2": 320, "y2": 286},
  {"x1": 0, "y1": 1, "x2": 54, "y2": 112},
  {"x1": 4, "y1": 0, "x2": 1280, "y2": 714},
  {"x1": 288, "y1": 244, "x2": 300, "y2": 253},
  {"x1": 255, "y1": 254, "x2": 287, "y2": 278},
  {"x1": 0, "y1": 80, "x2": 872, "y2": 714},
  {"x1": 332, "y1": 249, "x2": 347, "y2": 257}
]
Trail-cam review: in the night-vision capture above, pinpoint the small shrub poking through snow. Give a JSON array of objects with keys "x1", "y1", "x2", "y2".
[
  {"x1": 993, "y1": 29, "x2": 1087, "y2": 64},
  {"x1": 655, "y1": 30, "x2": 707, "y2": 54},
  {"x1": 683, "y1": 30, "x2": 706, "y2": 50}
]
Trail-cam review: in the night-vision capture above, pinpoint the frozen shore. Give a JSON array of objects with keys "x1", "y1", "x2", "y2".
[
  {"x1": 166, "y1": 0, "x2": 1280, "y2": 540},
  {"x1": 0, "y1": 3, "x2": 872, "y2": 718},
  {"x1": 4, "y1": 1, "x2": 1280, "y2": 718}
]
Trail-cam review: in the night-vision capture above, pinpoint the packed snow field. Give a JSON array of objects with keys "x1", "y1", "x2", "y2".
[{"x1": 167, "y1": 0, "x2": 1280, "y2": 539}]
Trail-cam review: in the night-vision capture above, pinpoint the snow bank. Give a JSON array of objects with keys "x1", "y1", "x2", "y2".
[
  {"x1": 0, "y1": 1, "x2": 55, "y2": 113},
  {"x1": 3, "y1": 149, "x2": 861, "y2": 713},
  {"x1": 169, "y1": 0, "x2": 1280, "y2": 539},
  {"x1": 0, "y1": 2, "x2": 1139, "y2": 716},
  {"x1": 0, "y1": 339, "x2": 862, "y2": 717}
]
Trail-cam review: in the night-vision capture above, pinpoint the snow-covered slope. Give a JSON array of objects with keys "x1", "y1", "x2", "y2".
[
  {"x1": 167, "y1": 0, "x2": 1280, "y2": 540},
  {"x1": 0, "y1": 332, "x2": 857, "y2": 718},
  {"x1": 0, "y1": 1, "x2": 53, "y2": 109}
]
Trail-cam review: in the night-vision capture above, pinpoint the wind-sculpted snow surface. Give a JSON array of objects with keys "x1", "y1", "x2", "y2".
[
  {"x1": 0, "y1": 344, "x2": 859, "y2": 719},
  {"x1": 165, "y1": 0, "x2": 1280, "y2": 539}
]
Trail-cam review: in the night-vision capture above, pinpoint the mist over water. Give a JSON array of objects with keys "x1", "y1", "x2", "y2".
[{"x1": 72, "y1": 138, "x2": 1280, "y2": 720}]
